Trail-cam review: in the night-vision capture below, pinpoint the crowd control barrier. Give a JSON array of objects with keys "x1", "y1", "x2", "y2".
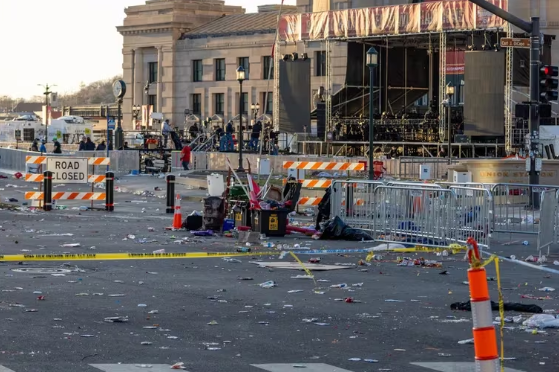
[
  {"x1": 332, "y1": 181, "x2": 492, "y2": 249},
  {"x1": 332, "y1": 180, "x2": 559, "y2": 254},
  {"x1": 23, "y1": 155, "x2": 115, "y2": 212}
]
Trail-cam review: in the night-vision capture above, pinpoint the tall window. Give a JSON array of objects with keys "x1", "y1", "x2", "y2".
[
  {"x1": 263, "y1": 92, "x2": 273, "y2": 114},
  {"x1": 263, "y1": 56, "x2": 274, "y2": 80},
  {"x1": 148, "y1": 94, "x2": 157, "y2": 112},
  {"x1": 240, "y1": 92, "x2": 248, "y2": 115},
  {"x1": 192, "y1": 60, "x2": 203, "y2": 82},
  {"x1": 315, "y1": 51, "x2": 326, "y2": 77},
  {"x1": 215, "y1": 59, "x2": 226, "y2": 81},
  {"x1": 148, "y1": 62, "x2": 158, "y2": 83},
  {"x1": 192, "y1": 94, "x2": 201, "y2": 115},
  {"x1": 238, "y1": 57, "x2": 249, "y2": 80},
  {"x1": 214, "y1": 93, "x2": 224, "y2": 115}
]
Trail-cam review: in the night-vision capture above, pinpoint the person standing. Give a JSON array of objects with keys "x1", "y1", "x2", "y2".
[
  {"x1": 162, "y1": 120, "x2": 172, "y2": 148},
  {"x1": 30, "y1": 139, "x2": 39, "y2": 152},
  {"x1": 84, "y1": 137, "x2": 95, "y2": 151},
  {"x1": 39, "y1": 140, "x2": 46, "y2": 153},
  {"x1": 78, "y1": 136, "x2": 86, "y2": 151},
  {"x1": 96, "y1": 141, "x2": 106, "y2": 151},
  {"x1": 180, "y1": 142, "x2": 191, "y2": 170},
  {"x1": 52, "y1": 138, "x2": 62, "y2": 154},
  {"x1": 250, "y1": 120, "x2": 262, "y2": 150}
]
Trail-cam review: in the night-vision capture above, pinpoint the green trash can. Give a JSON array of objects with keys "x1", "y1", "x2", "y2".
[{"x1": 252, "y1": 209, "x2": 288, "y2": 237}]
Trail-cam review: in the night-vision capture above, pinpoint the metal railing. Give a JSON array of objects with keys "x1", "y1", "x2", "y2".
[{"x1": 332, "y1": 180, "x2": 559, "y2": 254}]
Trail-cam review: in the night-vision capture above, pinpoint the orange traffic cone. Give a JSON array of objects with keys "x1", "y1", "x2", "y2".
[{"x1": 166, "y1": 194, "x2": 182, "y2": 230}]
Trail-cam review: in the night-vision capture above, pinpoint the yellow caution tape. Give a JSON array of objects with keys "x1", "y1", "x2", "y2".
[
  {"x1": 365, "y1": 244, "x2": 468, "y2": 262},
  {"x1": 289, "y1": 251, "x2": 316, "y2": 285},
  {"x1": 0, "y1": 251, "x2": 280, "y2": 262}
]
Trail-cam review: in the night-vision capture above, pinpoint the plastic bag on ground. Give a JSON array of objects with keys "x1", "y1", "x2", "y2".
[{"x1": 523, "y1": 314, "x2": 559, "y2": 328}]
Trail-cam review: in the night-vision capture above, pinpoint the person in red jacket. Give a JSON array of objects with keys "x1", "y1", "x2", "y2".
[{"x1": 180, "y1": 142, "x2": 191, "y2": 170}]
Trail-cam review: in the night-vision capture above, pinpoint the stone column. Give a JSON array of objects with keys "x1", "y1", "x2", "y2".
[
  {"x1": 131, "y1": 49, "x2": 136, "y2": 108},
  {"x1": 135, "y1": 49, "x2": 144, "y2": 106},
  {"x1": 157, "y1": 46, "x2": 163, "y2": 113}
]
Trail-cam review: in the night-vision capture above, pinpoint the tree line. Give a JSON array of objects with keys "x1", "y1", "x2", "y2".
[{"x1": 0, "y1": 75, "x2": 122, "y2": 112}]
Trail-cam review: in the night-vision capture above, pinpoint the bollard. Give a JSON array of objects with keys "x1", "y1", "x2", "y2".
[
  {"x1": 466, "y1": 237, "x2": 499, "y2": 371},
  {"x1": 166, "y1": 174, "x2": 176, "y2": 214},
  {"x1": 43, "y1": 171, "x2": 52, "y2": 211},
  {"x1": 105, "y1": 171, "x2": 114, "y2": 212}
]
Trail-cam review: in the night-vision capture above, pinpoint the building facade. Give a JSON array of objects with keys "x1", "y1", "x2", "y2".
[
  {"x1": 117, "y1": 0, "x2": 245, "y2": 129},
  {"x1": 119, "y1": 0, "x2": 559, "y2": 130},
  {"x1": 118, "y1": 0, "x2": 346, "y2": 131}
]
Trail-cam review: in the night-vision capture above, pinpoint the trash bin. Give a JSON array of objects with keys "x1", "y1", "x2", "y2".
[
  {"x1": 233, "y1": 203, "x2": 251, "y2": 228},
  {"x1": 252, "y1": 209, "x2": 288, "y2": 237},
  {"x1": 203, "y1": 197, "x2": 225, "y2": 231}
]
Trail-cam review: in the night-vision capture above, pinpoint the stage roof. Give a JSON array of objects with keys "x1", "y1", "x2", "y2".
[{"x1": 279, "y1": 0, "x2": 509, "y2": 42}]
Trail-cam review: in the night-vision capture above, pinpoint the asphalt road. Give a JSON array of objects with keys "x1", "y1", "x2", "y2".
[{"x1": 0, "y1": 173, "x2": 558, "y2": 372}]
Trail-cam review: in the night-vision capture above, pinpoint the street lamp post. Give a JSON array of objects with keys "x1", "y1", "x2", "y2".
[
  {"x1": 446, "y1": 84, "x2": 455, "y2": 164},
  {"x1": 366, "y1": 47, "x2": 378, "y2": 180},
  {"x1": 39, "y1": 84, "x2": 56, "y2": 143},
  {"x1": 236, "y1": 66, "x2": 246, "y2": 172},
  {"x1": 251, "y1": 102, "x2": 260, "y2": 123}
]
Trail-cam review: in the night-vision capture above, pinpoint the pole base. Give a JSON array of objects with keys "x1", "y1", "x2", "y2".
[
  {"x1": 236, "y1": 167, "x2": 245, "y2": 173},
  {"x1": 166, "y1": 208, "x2": 174, "y2": 214}
]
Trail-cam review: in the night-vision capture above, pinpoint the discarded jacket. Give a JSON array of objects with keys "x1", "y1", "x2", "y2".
[
  {"x1": 320, "y1": 216, "x2": 373, "y2": 241},
  {"x1": 451, "y1": 301, "x2": 543, "y2": 314}
]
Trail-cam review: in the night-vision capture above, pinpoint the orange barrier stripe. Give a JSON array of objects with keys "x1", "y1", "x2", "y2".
[
  {"x1": 468, "y1": 268, "x2": 490, "y2": 300},
  {"x1": 472, "y1": 327, "x2": 498, "y2": 360},
  {"x1": 283, "y1": 161, "x2": 295, "y2": 169},
  {"x1": 25, "y1": 174, "x2": 44, "y2": 182}
]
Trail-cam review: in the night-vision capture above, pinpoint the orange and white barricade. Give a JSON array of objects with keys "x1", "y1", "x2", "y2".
[
  {"x1": 23, "y1": 155, "x2": 114, "y2": 212},
  {"x1": 466, "y1": 237, "x2": 499, "y2": 371}
]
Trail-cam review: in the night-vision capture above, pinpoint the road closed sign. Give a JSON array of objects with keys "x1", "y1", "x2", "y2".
[{"x1": 47, "y1": 157, "x2": 88, "y2": 184}]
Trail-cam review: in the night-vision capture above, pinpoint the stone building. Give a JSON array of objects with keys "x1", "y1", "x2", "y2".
[{"x1": 117, "y1": 0, "x2": 346, "y2": 130}]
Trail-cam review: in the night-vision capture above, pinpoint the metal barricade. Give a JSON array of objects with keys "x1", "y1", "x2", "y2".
[
  {"x1": 538, "y1": 190, "x2": 557, "y2": 255},
  {"x1": 448, "y1": 186, "x2": 492, "y2": 249},
  {"x1": 372, "y1": 185, "x2": 455, "y2": 247},
  {"x1": 386, "y1": 181, "x2": 443, "y2": 189},
  {"x1": 331, "y1": 180, "x2": 383, "y2": 230},
  {"x1": 490, "y1": 183, "x2": 559, "y2": 240}
]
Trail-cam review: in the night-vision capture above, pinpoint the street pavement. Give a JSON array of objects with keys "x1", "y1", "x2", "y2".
[{"x1": 0, "y1": 172, "x2": 558, "y2": 372}]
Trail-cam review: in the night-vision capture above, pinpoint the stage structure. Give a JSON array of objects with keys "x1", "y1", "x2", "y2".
[{"x1": 275, "y1": 0, "x2": 524, "y2": 155}]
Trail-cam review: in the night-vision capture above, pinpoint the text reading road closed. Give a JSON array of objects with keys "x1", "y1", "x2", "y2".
[{"x1": 47, "y1": 158, "x2": 88, "y2": 184}]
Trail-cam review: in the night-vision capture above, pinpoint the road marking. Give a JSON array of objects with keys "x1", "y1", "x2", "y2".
[
  {"x1": 411, "y1": 362, "x2": 526, "y2": 372},
  {"x1": 0, "y1": 367, "x2": 16, "y2": 372},
  {"x1": 90, "y1": 365, "x2": 181, "y2": 372},
  {"x1": 252, "y1": 364, "x2": 353, "y2": 372}
]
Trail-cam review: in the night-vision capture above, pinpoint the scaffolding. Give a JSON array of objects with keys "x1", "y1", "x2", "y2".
[
  {"x1": 439, "y1": 32, "x2": 447, "y2": 142},
  {"x1": 325, "y1": 39, "x2": 333, "y2": 139},
  {"x1": 273, "y1": 38, "x2": 281, "y2": 132},
  {"x1": 504, "y1": 22, "x2": 514, "y2": 154},
  {"x1": 273, "y1": 5, "x2": 515, "y2": 154}
]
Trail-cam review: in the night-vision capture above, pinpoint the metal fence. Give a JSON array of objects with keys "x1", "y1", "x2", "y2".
[
  {"x1": 330, "y1": 180, "x2": 383, "y2": 230},
  {"x1": 538, "y1": 190, "x2": 557, "y2": 254},
  {"x1": 332, "y1": 179, "x2": 559, "y2": 254},
  {"x1": 372, "y1": 185, "x2": 455, "y2": 247},
  {"x1": 332, "y1": 181, "x2": 492, "y2": 249}
]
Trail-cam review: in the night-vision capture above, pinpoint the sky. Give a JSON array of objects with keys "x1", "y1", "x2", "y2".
[{"x1": 0, "y1": 0, "x2": 295, "y2": 99}]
